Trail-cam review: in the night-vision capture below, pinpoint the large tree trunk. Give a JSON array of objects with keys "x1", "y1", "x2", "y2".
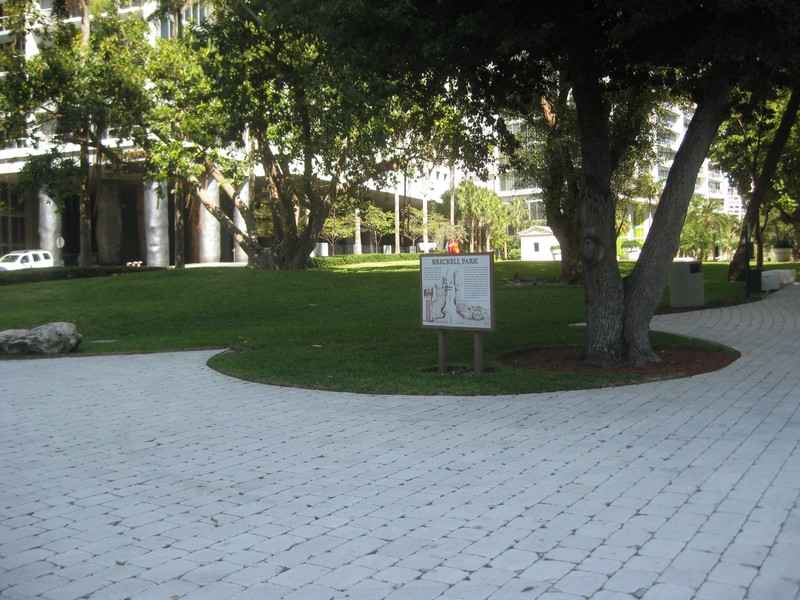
[
  {"x1": 77, "y1": 0, "x2": 90, "y2": 45},
  {"x1": 543, "y1": 166, "x2": 582, "y2": 283},
  {"x1": 728, "y1": 87, "x2": 800, "y2": 281},
  {"x1": 623, "y1": 82, "x2": 733, "y2": 365},
  {"x1": 78, "y1": 135, "x2": 93, "y2": 268},
  {"x1": 570, "y1": 26, "x2": 733, "y2": 366},
  {"x1": 270, "y1": 188, "x2": 331, "y2": 269},
  {"x1": 549, "y1": 219, "x2": 582, "y2": 283},
  {"x1": 190, "y1": 169, "x2": 272, "y2": 268},
  {"x1": 569, "y1": 34, "x2": 624, "y2": 367},
  {"x1": 539, "y1": 83, "x2": 583, "y2": 283},
  {"x1": 173, "y1": 181, "x2": 185, "y2": 268},
  {"x1": 76, "y1": 0, "x2": 92, "y2": 268}
]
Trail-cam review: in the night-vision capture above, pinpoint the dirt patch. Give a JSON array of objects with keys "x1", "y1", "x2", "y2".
[{"x1": 499, "y1": 346, "x2": 741, "y2": 378}]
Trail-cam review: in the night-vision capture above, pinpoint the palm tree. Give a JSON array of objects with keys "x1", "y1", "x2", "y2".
[{"x1": 680, "y1": 196, "x2": 738, "y2": 260}]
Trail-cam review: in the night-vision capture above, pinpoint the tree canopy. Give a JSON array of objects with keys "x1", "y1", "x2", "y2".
[
  {"x1": 0, "y1": 0, "x2": 152, "y2": 266},
  {"x1": 711, "y1": 86, "x2": 800, "y2": 277},
  {"x1": 184, "y1": 0, "x2": 471, "y2": 269},
  {"x1": 301, "y1": 0, "x2": 800, "y2": 366},
  {"x1": 502, "y1": 65, "x2": 663, "y2": 282}
]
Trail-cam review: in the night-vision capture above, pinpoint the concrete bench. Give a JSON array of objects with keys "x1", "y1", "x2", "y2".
[{"x1": 762, "y1": 269, "x2": 797, "y2": 291}]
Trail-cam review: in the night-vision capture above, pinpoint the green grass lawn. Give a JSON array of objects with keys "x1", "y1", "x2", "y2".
[{"x1": 0, "y1": 258, "x2": 790, "y2": 395}]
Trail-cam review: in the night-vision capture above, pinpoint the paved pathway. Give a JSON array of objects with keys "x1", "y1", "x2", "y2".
[{"x1": 1, "y1": 284, "x2": 798, "y2": 600}]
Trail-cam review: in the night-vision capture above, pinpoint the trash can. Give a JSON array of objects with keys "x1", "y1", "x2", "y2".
[
  {"x1": 668, "y1": 259, "x2": 704, "y2": 308},
  {"x1": 746, "y1": 268, "x2": 762, "y2": 294}
]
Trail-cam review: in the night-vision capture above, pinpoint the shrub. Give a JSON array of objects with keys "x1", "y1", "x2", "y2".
[
  {"x1": 621, "y1": 239, "x2": 643, "y2": 250},
  {"x1": 0, "y1": 266, "x2": 164, "y2": 286},
  {"x1": 306, "y1": 252, "x2": 420, "y2": 269}
]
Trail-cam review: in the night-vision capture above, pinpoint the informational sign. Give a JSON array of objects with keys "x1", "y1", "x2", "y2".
[{"x1": 420, "y1": 253, "x2": 495, "y2": 331}]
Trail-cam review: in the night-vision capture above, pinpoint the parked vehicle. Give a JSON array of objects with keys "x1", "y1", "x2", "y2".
[{"x1": 0, "y1": 250, "x2": 55, "y2": 271}]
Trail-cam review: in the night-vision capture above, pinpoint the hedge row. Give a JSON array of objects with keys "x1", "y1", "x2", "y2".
[
  {"x1": 305, "y1": 252, "x2": 421, "y2": 269},
  {"x1": 0, "y1": 253, "x2": 424, "y2": 284},
  {"x1": 0, "y1": 266, "x2": 164, "y2": 286}
]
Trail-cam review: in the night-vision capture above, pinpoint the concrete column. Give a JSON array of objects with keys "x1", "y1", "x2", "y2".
[
  {"x1": 38, "y1": 189, "x2": 62, "y2": 266},
  {"x1": 143, "y1": 181, "x2": 169, "y2": 267},
  {"x1": 198, "y1": 179, "x2": 221, "y2": 264},
  {"x1": 353, "y1": 208, "x2": 362, "y2": 255},
  {"x1": 422, "y1": 196, "x2": 429, "y2": 246},
  {"x1": 394, "y1": 189, "x2": 400, "y2": 254},
  {"x1": 96, "y1": 181, "x2": 122, "y2": 265},
  {"x1": 233, "y1": 180, "x2": 250, "y2": 263}
]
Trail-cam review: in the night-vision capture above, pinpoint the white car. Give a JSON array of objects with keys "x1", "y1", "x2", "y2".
[{"x1": 0, "y1": 250, "x2": 55, "y2": 271}]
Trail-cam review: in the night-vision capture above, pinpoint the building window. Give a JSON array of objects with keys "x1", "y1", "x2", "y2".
[
  {"x1": 160, "y1": 3, "x2": 207, "y2": 39},
  {"x1": 0, "y1": 184, "x2": 26, "y2": 255},
  {"x1": 528, "y1": 200, "x2": 546, "y2": 222},
  {"x1": 160, "y1": 16, "x2": 174, "y2": 39},
  {"x1": 659, "y1": 149, "x2": 676, "y2": 163},
  {"x1": 499, "y1": 173, "x2": 516, "y2": 192},
  {"x1": 657, "y1": 131, "x2": 677, "y2": 146},
  {"x1": 183, "y1": 2, "x2": 207, "y2": 25}
]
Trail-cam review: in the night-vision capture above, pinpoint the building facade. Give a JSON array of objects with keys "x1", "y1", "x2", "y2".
[
  {"x1": 1, "y1": 1, "x2": 453, "y2": 264},
  {"x1": 485, "y1": 106, "x2": 744, "y2": 257},
  {"x1": 0, "y1": 1, "x2": 223, "y2": 265}
]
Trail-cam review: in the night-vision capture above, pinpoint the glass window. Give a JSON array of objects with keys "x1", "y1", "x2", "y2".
[
  {"x1": 160, "y1": 17, "x2": 174, "y2": 39},
  {"x1": 11, "y1": 216, "x2": 23, "y2": 244},
  {"x1": 183, "y1": 2, "x2": 207, "y2": 24},
  {"x1": 499, "y1": 173, "x2": 516, "y2": 192},
  {"x1": 0, "y1": 185, "x2": 26, "y2": 253},
  {"x1": 528, "y1": 200, "x2": 546, "y2": 221}
]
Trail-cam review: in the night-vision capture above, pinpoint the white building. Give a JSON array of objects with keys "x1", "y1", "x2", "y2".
[
  {"x1": 654, "y1": 105, "x2": 743, "y2": 216},
  {"x1": 518, "y1": 225, "x2": 560, "y2": 261},
  {"x1": 483, "y1": 106, "x2": 744, "y2": 257}
]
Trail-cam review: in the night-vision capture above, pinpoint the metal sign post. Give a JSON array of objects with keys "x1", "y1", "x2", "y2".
[
  {"x1": 473, "y1": 331, "x2": 484, "y2": 374},
  {"x1": 438, "y1": 329, "x2": 447, "y2": 374},
  {"x1": 436, "y1": 329, "x2": 485, "y2": 374}
]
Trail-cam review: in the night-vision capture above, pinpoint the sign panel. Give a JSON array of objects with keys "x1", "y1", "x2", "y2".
[{"x1": 420, "y1": 253, "x2": 495, "y2": 331}]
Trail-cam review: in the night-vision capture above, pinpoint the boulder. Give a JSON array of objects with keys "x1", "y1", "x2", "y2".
[{"x1": 0, "y1": 322, "x2": 83, "y2": 355}]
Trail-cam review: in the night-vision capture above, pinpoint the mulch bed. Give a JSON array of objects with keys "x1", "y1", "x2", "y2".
[{"x1": 499, "y1": 345, "x2": 741, "y2": 378}]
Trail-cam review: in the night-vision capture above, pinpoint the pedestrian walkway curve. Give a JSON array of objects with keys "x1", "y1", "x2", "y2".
[{"x1": 1, "y1": 285, "x2": 798, "y2": 599}]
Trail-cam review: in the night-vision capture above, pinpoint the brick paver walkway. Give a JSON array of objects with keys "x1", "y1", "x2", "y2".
[{"x1": 1, "y1": 284, "x2": 798, "y2": 599}]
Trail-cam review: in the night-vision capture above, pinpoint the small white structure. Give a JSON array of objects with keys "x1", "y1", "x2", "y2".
[
  {"x1": 762, "y1": 269, "x2": 797, "y2": 291},
  {"x1": 518, "y1": 226, "x2": 560, "y2": 261}
]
